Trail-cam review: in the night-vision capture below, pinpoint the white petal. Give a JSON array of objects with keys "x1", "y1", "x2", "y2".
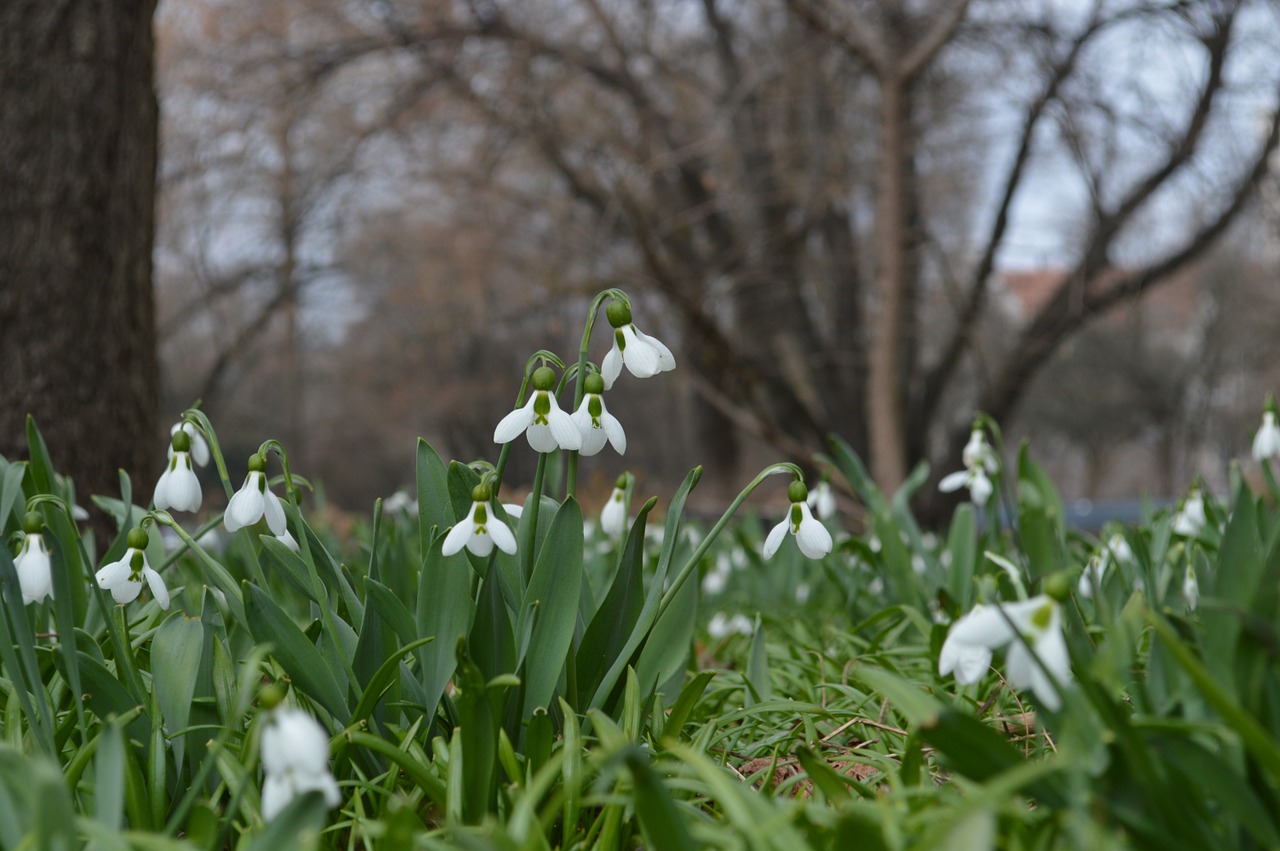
[
  {"x1": 600, "y1": 490, "x2": 626, "y2": 536},
  {"x1": 620, "y1": 326, "x2": 660, "y2": 378},
  {"x1": 945, "y1": 603, "x2": 1016, "y2": 650},
  {"x1": 939, "y1": 635, "x2": 992, "y2": 684},
  {"x1": 502, "y1": 503, "x2": 523, "y2": 520},
  {"x1": 795, "y1": 505, "x2": 833, "y2": 559},
  {"x1": 762, "y1": 519, "x2": 789, "y2": 560},
  {"x1": 636, "y1": 328, "x2": 675, "y2": 371},
  {"x1": 153, "y1": 466, "x2": 174, "y2": 510},
  {"x1": 488, "y1": 517, "x2": 517, "y2": 554},
  {"x1": 526, "y1": 424, "x2": 559, "y2": 454},
  {"x1": 467, "y1": 531, "x2": 495, "y2": 557},
  {"x1": 144, "y1": 566, "x2": 171, "y2": 610},
  {"x1": 601, "y1": 412, "x2": 627, "y2": 455},
  {"x1": 263, "y1": 488, "x2": 287, "y2": 536},
  {"x1": 577, "y1": 422, "x2": 607, "y2": 456},
  {"x1": 441, "y1": 518, "x2": 474, "y2": 556},
  {"x1": 225, "y1": 476, "x2": 265, "y2": 532},
  {"x1": 969, "y1": 470, "x2": 993, "y2": 505},
  {"x1": 16, "y1": 537, "x2": 53, "y2": 605},
  {"x1": 546, "y1": 406, "x2": 582, "y2": 451},
  {"x1": 493, "y1": 397, "x2": 536, "y2": 445},
  {"x1": 938, "y1": 471, "x2": 969, "y2": 493},
  {"x1": 261, "y1": 773, "x2": 292, "y2": 822},
  {"x1": 293, "y1": 770, "x2": 342, "y2": 808},
  {"x1": 601, "y1": 344, "x2": 623, "y2": 391}
]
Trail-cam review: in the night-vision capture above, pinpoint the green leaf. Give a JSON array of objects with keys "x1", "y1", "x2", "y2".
[
  {"x1": 945, "y1": 504, "x2": 977, "y2": 610},
  {"x1": 744, "y1": 618, "x2": 772, "y2": 706},
  {"x1": 1017, "y1": 442, "x2": 1064, "y2": 581},
  {"x1": 415, "y1": 439, "x2": 454, "y2": 557},
  {"x1": 416, "y1": 537, "x2": 474, "y2": 728},
  {"x1": 919, "y1": 709, "x2": 1067, "y2": 807},
  {"x1": 0, "y1": 460, "x2": 26, "y2": 531},
  {"x1": 825, "y1": 435, "x2": 889, "y2": 518},
  {"x1": 75, "y1": 652, "x2": 149, "y2": 744},
  {"x1": 636, "y1": 553, "x2": 696, "y2": 704},
  {"x1": 622, "y1": 747, "x2": 697, "y2": 851},
  {"x1": 1157, "y1": 734, "x2": 1280, "y2": 846},
  {"x1": 469, "y1": 559, "x2": 516, "y2": 683},
  {"x1": 519, "y1": 498, "x2": 584, "y2": 714},
  {"x1": 93, "y1": 718, "x2": 127, "y2": 831},
  {"x1": 577, "y1": 497, "x2": 657, "y2": 708},
  {"x1": 244, "y1": 583, "x2": 350, "y2": 723},
  {"x1": 150, "y1": 613, "x2": 209, "y2": 771},
  {"x1": 661, "y1": 671, "x2": 715, "y2": 744}
]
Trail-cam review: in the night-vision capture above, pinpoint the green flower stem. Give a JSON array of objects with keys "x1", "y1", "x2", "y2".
[
  {"x1": 182, "y1": 407, "x2": 235, "y2": 501},
  {"x1": 258, "y1": 440, "x2": 361, "y2": 697},
  {"x1": 153, "y1": 511, "x2": 250, "y2": 627},
  {"x1": 657, "y1": 463, "x2": 801, "y2": 619},
  {"x1": 113, "y1": 604, "x2": 148, "y2": 703},
  {"x1": 523, "y1": 452, "x2": 550, "y2": 583},
  {"x1": 566, "y1": 289, "x2": 625, "y2": 500}
]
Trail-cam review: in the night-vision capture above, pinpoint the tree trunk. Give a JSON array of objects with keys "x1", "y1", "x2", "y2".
[
  {"x1": 867, "y1": 76, "x2": 910, "y2": 491},
  {"x1": 0, "y1": 1, "x2": 160, "y2": 542}
]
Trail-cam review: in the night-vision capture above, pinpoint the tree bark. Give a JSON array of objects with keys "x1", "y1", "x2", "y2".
[{"x1": 0, "y1": 1, "x2": 160, "y2": 539}]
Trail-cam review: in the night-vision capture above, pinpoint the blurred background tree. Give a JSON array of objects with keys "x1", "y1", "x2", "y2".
[
  {"x1": 1, "y1": 0, "x2": 161, "y2": 539},
  {"x1": 146, "y1": 0, "x2": 1280, "y2": 516}
]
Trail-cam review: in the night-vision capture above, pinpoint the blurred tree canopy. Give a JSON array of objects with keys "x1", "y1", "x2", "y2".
[{"x1": 154, "y1": 0, "x2": 1280, "y2": 510}]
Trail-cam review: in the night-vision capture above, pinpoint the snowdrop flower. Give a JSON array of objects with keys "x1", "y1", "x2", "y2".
[
  {"x1": 940, "y1": 425, "x2": 999, "y2": 506},
  {"x1": 154, "y1": 428, "x2": 202, "y2": 513},
  {"x1": 503, "y1": 502, "x2": 524, "y2": 521},
  {"x1": 383, "y1": 490, "x2": 416, "y2": 514},
  {"x1": 95, "y1": 528, "x2": 169, "y2": 609},
  {"x1": 1172, "y1": 488, "x2": 1206, "y2": 537},
  {"x1": 961, "y1": 427, "x2": 998, "y2": 474},
  {"x1": 1252, "y1": 398, "x2": 1280, "y2": 461},
  {"x1": 1077, "y1": 554, "x2": 1106, "y2": 598},
  {"x1": 806, "y1": 480, "x2": 836, "y2": 520},
  {"x1": 600, "y1": 300, "x2": 675, "y2": 390},
  {"x1": 600, "y1": 476, "x2": 628, "y2": 537},
  {"x1": 14, "y1": 512, "x2": 53, "y2": 605},
  {"x1": 442, "y1": 485, "x2": 516, "y2": 558},
  {"x1": 939, "y1": 595, "x2": 1070, "y2": 711},
  {"x1": 169, "y1": 421, "x2": 210, "y2": 467},
  {"x1": 1105, "y1": 533, "x2": 1134, "y2": 565},
  {"x1": 259, "y1": 707, "x2": 341, "y2": 821},
  {"x1": 571, "y1": 374, "x2": 626, "y2": 456},
  {"x1": 274, "y1": 530, "x2": 300, "y2": 552},
  {"x1": 1182, "y1": 564, "x2": 1200, "y2": 611},
  {"x1": 225, "y1": 454, "x2": 287, "y2": 535},
  {"x1": 707, "y1": 612, "x2": 754, "y2": 639},
  {"x1": 494, "y1": 366, "x2": 582, "y2": 453},
  {"x1": 763, "y1": 481, "x2": 833, "y2": 560}
]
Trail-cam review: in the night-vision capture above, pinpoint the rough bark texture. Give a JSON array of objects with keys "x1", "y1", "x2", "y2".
[{"x1": 0, "y1": 0, "x2": 161, "y2": 537}]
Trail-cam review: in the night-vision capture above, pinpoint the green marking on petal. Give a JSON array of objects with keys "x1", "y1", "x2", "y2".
[
  {"x1": 533, "y1": 392, "x2": 551, "y2": 424},
  {"x1": 790, "y1": 503, "x2": 803, "y2": 533},
  {"x1": 1031, "y1": 602, "x2": 1053, "y2": 631},
  {"x1": 588, "y1": 396, "x2": 603, "y2": 418},
  {"x1": 614, "y1": 328, "x2": 626, "y2": 350}
]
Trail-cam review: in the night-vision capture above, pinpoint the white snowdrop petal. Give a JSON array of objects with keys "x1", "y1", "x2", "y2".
[
  {"x1": 526, "y1": 424, "x2": 559, "y2": 454},
  {"x1": 795, "y1": 507, "x2": 833, "y2": 559},
  {"x1": 488, "y1": 517, "x2": 517, "y2": 554},
  {"x1": 547, "y1": 407, "x2": 582, "y2": 451},
  {"x1": 493, "y1": 399, "x2": 536, "y2": 445},
  {"x1": 938, "y1": 471, "x2": 969, "y2": 493},
  {"x1": 467, "y1": 531, "x2": 495, "y2": 557},
  {"x1": 225, "y1": 479, "x2": 265, "y2": 532},
  {"x1": 602, "y1": 412, "x2": 626, "y2": 455},
  {"x1": 620, "y1": 327, "x2": 660, "y2": 378},
  {"x1": 762, "y1": 519, "x2": 789, "y2": 560},
  {"x1": 601, "y1": 345, "x2": 623, "y2": 390},
  {"x1": 144, "y1": 566, "x2": 171, "y2": 610},
  {"x1": 263, "y1": 488, "x2": 287, "y2": 536},
  {"x1": 261, "y1": 774, "x2": 291, "y2": 822},
  {"x1": 637, "y1": 329, "x2": 676, "y2": 371},
  {"x1": 441, "y1": 520, "x2": 473, "y2": 557}
]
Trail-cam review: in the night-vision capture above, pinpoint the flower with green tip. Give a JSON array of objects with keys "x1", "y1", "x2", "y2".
[
  {"x1": 225, "y1": 454, "x2": 287, "y2": 535},
  {"x1": 443, "y1": 486, "x2": 517, "y2": 557},
  {"x1": 14, "y1": 512, "x2": 53, "y2": 605},
  {"x1": 260, "y1": 707, "x2": 341, "y2": 821},
  {"x1": 572, "y1": 374, "x2": 626, "y2": 456},
  {"x1": 940, "y1": 426, "x2": 997, "y2": 506},
  {"x1": 763, "y1": 481, "x2": 833, "y2": 560},
  {"x1": 939, "y1": 595, "x2": 1069, "y2": 711},
  {"x1": 1253, "y1": 397, "x2": 1280, "y2": 461},
  {"x1": 169, "y1": 421, "x2": 210, "y2": 467},
  {"x1": 95, "y1": 528, "x2": 170, "y2": 608},
  {"x1": 154, "y1": 428, "x2": 202, "y2": 513},
  {"x1": 1172, "y1": 487, "x2": 1205, "y2": 537},
  {"x1": 494, "y1": 366, "x2": 582, "y2": 453},
  {"x1": 601, "y1": 300, "x2": 674, "y2": 390},
  {"x1": 600, "y1": 476, "x2": 628, "y2": 536},
  {"x1": 806, "y1": 480, "x2": 836, "y2": 520},
  {"x1": 1182, "y1": 564, "x2": 1200, "y2": 611}
]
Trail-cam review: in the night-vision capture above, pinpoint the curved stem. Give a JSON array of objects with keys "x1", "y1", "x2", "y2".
[
  {"x1": 183, "y1": 407, "x2": 235, "y2": 501},
  {"x1": 657, "y1": 463, "x2": 801, "y2": 619}
]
